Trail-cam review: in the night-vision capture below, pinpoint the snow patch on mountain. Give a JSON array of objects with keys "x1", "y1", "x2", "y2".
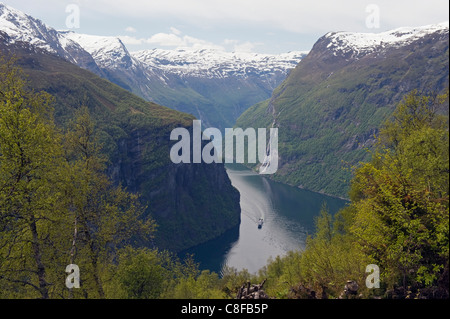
[
  {"x1": 0, "y1": 3, "x2": 94, "y2": 66},
  {"x1": 325, "y1": 21, "x2": 449, "y2": 58},
  {"x1": 61, "y1": 31, "x2": 139, "y2": 70},
  {"x1": 2, "y1": 2, "x2": 447, "y2": 86},
  {"x1": 132, "y1": 48, "x2": 308, "y2": 79},
  {"x1": 0, "y1": 2, "x2": 56, "y2": 52},
  {"x1": 0, "y1": 2, "x2": 305, "y2": 81}
]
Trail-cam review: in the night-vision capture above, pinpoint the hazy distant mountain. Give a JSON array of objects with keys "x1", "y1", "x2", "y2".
[
  {"x1": 236, "y1": 22, "x2": 449, "y2": 198},
  {"x1": 60, "y1": 33, "x2": 306, "y2": 129},
  {"x1": 131, "y1": 48, "x2": 306, "y2": 129}
]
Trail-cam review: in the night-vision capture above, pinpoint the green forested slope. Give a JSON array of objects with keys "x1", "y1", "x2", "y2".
[
  {"x1": 237, "y1": 28, "x2": 449, "y2": 198},
  {"x1": 0, "y1": 35, "x2": 240, "y2": 252}
]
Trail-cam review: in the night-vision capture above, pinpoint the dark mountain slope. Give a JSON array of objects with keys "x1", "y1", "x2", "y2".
[{"x1": 1, "y1": 32, "x2": 240, "y2": 252}]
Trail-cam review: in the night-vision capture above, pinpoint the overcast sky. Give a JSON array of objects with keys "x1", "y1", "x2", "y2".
[{"x1": 3, "y1": 0, "x2": 449, "y2": 54}]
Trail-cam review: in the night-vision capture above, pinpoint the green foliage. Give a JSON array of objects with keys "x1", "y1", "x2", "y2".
[
  {"x1": 0, "y1": 56, "x2": 240, "y2": 300},
  {"x1": 252, "y1": 90, "x2": 449, "y2": 299},
  {"x1": 236, "y1": 36, "x2": 449, "y2": 198},
  {"x1": 2, "y1": 50, "x2": 448, "y2": 300},
  {"x1": 0, "y1": 57, "x2": 154, "y2": 298},
  {"x1": 13, "y1": 47, "x2": 240, "y2": 253},
  {"x1": 0, "y1": 57, "x2": 66, "y2": 298},
  {"x1": 258, "y1": 205, "x2": 371, "y2": 299},
  {"x1": 112, "y1": 247, "x2": 166, "y2": 299},
  {"x1": 220, "y1": 266, "x2": 254, "y2": 297},
  {"x1": 109, "y1": 247, "x2": 232, "y2": 299},
  {"x1": 349, "y1": 90, "x2": 449, "y2": 295},
  {"x1": 170, "y1": 270, "x2": 225, "y2": 299}
]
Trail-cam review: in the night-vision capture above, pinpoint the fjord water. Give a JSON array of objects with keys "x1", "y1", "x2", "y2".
[{"x1": 181, "y1": 164, "x2": 348, "y2": 274}]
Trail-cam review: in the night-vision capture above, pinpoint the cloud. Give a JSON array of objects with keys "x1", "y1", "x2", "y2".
[
  {"x1": 147, "y1": 32, "x2": 185, "y2": 46},
  {"x1": 120, "y1": 28, "x2": 264, "y2": 52},
  {"x1": 223, "y1": 39, "x2": 262, "y2": 52},
  {"x1": 119, "y1": 29, "x2": 225, "y2": 51},
  {"x1": 169, "y1": 27, "x2": 182, "y2": 35},
  {"x1": 181, "y1": 35, "x2": 225, "y2": 50},
  {"x1": 125, "y1": 26, "x2": 137, "y2": 33},
  {"x1": 6, "y1": 0, "x2": 448, "y2": 53},
  {"x1": 83, "y1": 0, "x2": 449, "y2": 34},
  {"x1": 233, "y1": 41, "x2": 260, "y2": 53},
  {"x1": 118, "y1": 35, "x2": 146, "y2": 45}
]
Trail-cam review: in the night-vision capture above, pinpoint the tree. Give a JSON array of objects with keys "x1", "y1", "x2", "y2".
[
  {"x1": 0, "y1": 57, "x2": 67, "y2": 298},
  {"x1": 1, "y1": 57, "x2": 156, "y2": 298},
  {"x1": 61, "y1": 105, "x2": 155, "y2": 298},
  {"x1": 114, "y1": 247, "x2": 166, "y2": 299},
  {"x1": 349, "y1": 90, "x2": 449, "y2": 297},
  {"x1": 259, "y1": 90, "x2": 448, "y2": 299}
]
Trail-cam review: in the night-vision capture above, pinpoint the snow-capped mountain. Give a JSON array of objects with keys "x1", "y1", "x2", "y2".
[
  {"x1": 132, "y1": 48, "x2": 307, "y2": 79},
  {"x1": 0, "y1": 2, "x2": 305, "y2": 82},
  {"x1": 2, "y1": 2, "x2": 448, "y2": 129},
  {"x1": 324, "y1": 22, "x2": 449, "y2": 58},
  {"x1": 236, "y1": 21, "x2": 448, "y2": 198},
  {"x1": 0, "y1": 2, "x2": 307, "y2": 128},
  {"x1": 62, "y1": 31, "x2": 141, "y2": 71},
  {"x1": 0, "y1": 3, "x2": 99, "y2": 71}
]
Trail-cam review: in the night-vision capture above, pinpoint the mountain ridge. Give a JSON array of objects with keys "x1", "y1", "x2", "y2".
[
  {"x1": 324, "y1": 21, "x2": 449, "y2": 58},
  {"x1": 1, "y1": 23, "x2": 241, "y2": 252},
  {"x1": 237, "y1": 21, "x2": 449, "y2": 198},
  {"x1": 3, "y1": 2, "x2": 448, "y2": 199},
  {"x1": 0, "y1": 2, "x2": 306, "y2": 129}
]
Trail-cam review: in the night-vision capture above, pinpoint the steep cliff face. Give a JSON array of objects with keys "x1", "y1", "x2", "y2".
[
  {"x1": 108, "y1": 123, "x2": 241, "y2": 251},
  {"x1": 236, "y1": 23, "x2": 449, "y2": 198},
  {"x1": 1, "y1": 34, "x2": 241, "y2": 252}
]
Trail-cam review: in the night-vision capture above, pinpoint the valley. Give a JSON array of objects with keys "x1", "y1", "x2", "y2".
[
  {"x1": 181, "y1": 164, "x2": 347, "y2": 274},
  {"x1": 0, "y1": 2, "x2": 448, "y2": 300},
  {"x1": 0, "y1": 26, "x2": 241, "y2": 253},
  {"x1": 237, "y1": 22, "x2": 449, "y2": 198}
]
